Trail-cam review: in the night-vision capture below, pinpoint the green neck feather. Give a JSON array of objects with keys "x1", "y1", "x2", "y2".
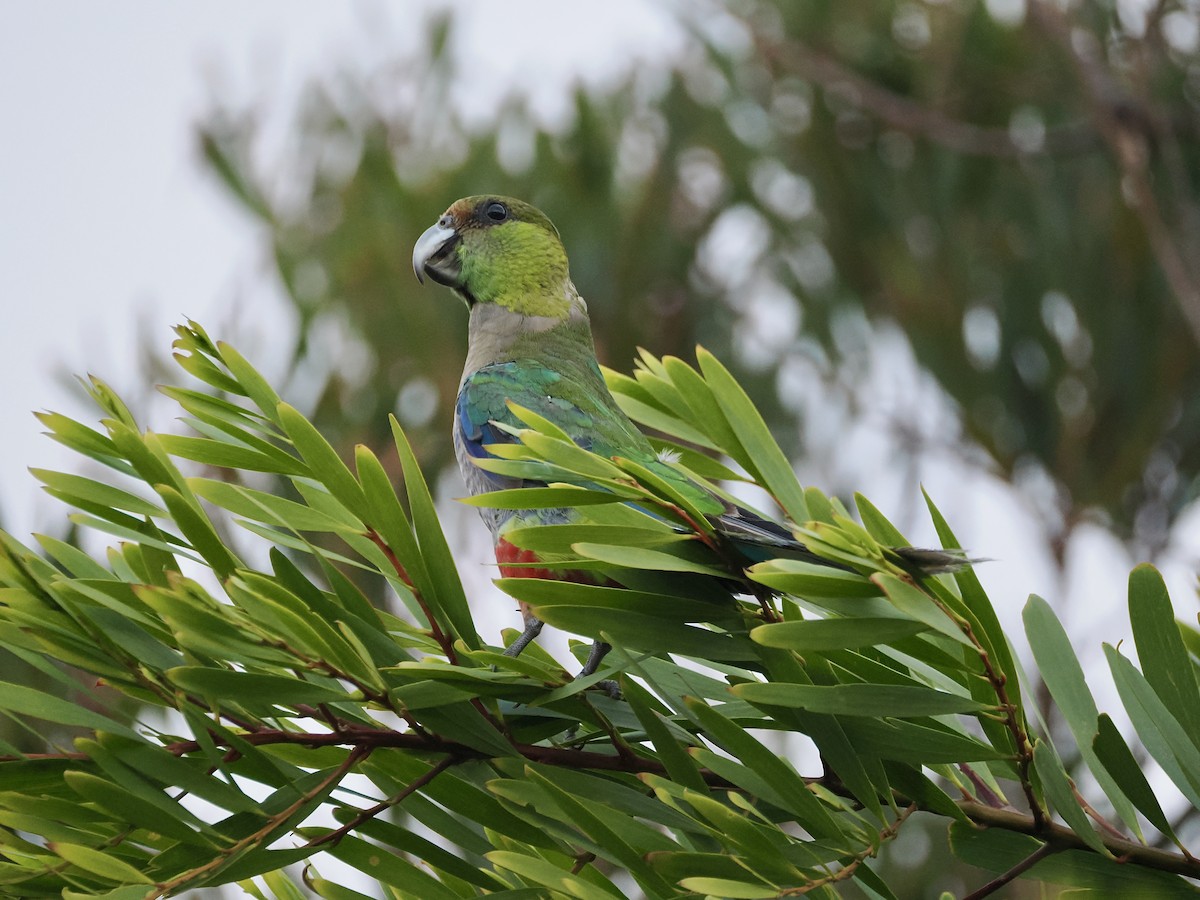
[{"x1": 459, "y1": 220, "x2": 572, "y2": 317}]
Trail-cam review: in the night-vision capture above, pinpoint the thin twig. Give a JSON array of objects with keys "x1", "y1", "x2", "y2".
[
  {"x1": 152, "y1": 745, "x2": 370, "y2": 898},
  {"x1": 958, "y1": 763, "x2": 1006, "y2": 808},
  {"x1": 1073, "y1": 784, "x2": 1128, "y2": 842},
  {"x1": 915, "y1": 579, "x2": 1045, "y2": 831},
  {"x1": 306, "y1": 755, "x2": 456, "y2": 848},
  {"x1": 367, "y1": 527, "x2": 459, "y2": 665},
  {"x1": 963, "y1": 841, "x2": 1056, "y2": 900},
  {"x1": 780, "y1": 803, "x2": 918, "y2": 895}
]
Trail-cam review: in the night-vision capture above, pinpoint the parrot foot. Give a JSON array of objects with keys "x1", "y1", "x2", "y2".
[
  {"x1": 578, "y1": 641, "x2": 621, "y2": 697},
  {"x1": 503, "y1": 615, "x2": 544, "y2": 658},
  {"x1": 593, "y1": 679, "x2": 622, "y2": 700}
]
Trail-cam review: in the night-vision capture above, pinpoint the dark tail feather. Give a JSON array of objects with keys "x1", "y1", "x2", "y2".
[
  {"x1": 888, "y1": 546, "x2": 987, "y2": 575},
  {"x1": 714, "y1": 509, "x2": 984, "y2": 576}
]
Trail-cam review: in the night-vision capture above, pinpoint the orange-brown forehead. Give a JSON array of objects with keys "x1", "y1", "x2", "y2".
[
  {"x1": 444, "y1": 199, "x2": 472, "y2": 223},
  {"x1": 444, "y1": 198, "x2": 492, "y2": 229}
]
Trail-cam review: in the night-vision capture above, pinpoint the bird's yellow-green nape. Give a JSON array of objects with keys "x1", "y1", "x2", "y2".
[{"x1": 412, "y1": 195, "x2": 574, "y2": 318}]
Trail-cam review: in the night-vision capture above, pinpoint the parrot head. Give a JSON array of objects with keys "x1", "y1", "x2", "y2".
[{"x1": 412, "y1": 196, "x2": 574, "y2": 317}]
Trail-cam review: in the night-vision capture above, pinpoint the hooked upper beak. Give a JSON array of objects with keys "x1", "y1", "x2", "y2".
[{"x1": 412, "y1": 217, "x2": 461, "y2": 286}]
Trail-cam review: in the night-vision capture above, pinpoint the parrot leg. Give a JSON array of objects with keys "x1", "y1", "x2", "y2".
[
  {"x1": 579, "y1": 641, "x2": 621, "y2": 699},
  {"x1": 503, "y1": 610, "x2": 544, "y2": 658},
  {"x1": 579, "y1": 640, "x2": 611, "y2": 676}
]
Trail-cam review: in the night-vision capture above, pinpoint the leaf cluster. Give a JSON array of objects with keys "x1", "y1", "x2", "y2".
[{"x1": 0, "y1": 325, "x2": 1198, "y2": 897}]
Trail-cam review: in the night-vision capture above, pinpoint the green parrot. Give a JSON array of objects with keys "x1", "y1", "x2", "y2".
[{"x1": 412, "y1": 195, "x2": 968, "y2": 678}]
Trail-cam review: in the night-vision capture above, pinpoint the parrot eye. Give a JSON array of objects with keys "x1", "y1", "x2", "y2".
[{"x1": 485, "y1": 202, "x2": 508, "y2": 222}]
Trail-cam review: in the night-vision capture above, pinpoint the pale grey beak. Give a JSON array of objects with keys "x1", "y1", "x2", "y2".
[{"x1": 412, "y1": 219, "x2": 460, "y2": 286}]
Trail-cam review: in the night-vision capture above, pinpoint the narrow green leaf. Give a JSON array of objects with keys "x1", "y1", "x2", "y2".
[
  {"x1": 322, "y1": 834, "x2": 460, "y2": 900},
  {"x1": 1032, "y1": 740, "x2": 1111, "y2": 856},
  {"x1": 532, "y1": 605, "x2": 758, "y2": 661},
  {"x1": 64, "y1": 769, "x2": 207, "y2": 844},
  {"x1": 0, "y1": 681, "x2": 138, "y2": 739},
  {"x1": 853, "y1": 493, "x2": 909, "y2": 546},
  {"x1": 619, "y1": 677, "x2": 708, "y2": 792},
  {"x1": 611, "y1": 455, "x2": 722, "y2": 525},
  {"x1": 504, "y1": 523, "x2": 687, "y2": 554},
  {"x1": 733, "y1": 681, "x2": 987, "y2": 717},
  {"x1": 751, "y1": 617, "x2": 927, "y2": 650},
  {"x1": 514, "y1": 429, "x2": 628, "y2": 482},
  {"x1": 1024, "y1": 594, "x2": 1142, "y2": 837},
  {"x1": 228, "y1": 574, "x2": 386, "y2": 690},
  {"x1": 217, "y1": 341, "x2": 284, "y2": 424},
  {"x1": 36, "y1": 411, "x2": 131, "y2": 472},
  {"x1": 166, "y1": 668, "x2": 356, "y2": 706},
  {"x1": 571, "y1": 542, "x2": 730, "y2": 577},
  {"x1": 30, "y1": 469, "x2": 162, "y2": 517},
  {"x1": 353, "y1": 443, "x2": 440, "y2": 611},
  {"x1": 159, "y1": 434, "x2": 307, "y2": 476},
  {"x1": 497, "y1": 578, "x2": 740, "y2": 626},
  {"x1": 696, "y1": 347, "x2": 809, "y2": 522},
  {"x1": 189, "y1": 478, "x2": 351, "y2": 533},
  {"x1": 1093, "y1": 713, "x2": 1179, "y2": 845},
  {"x1": 610, "y1": 390, "x2": 720, "y2": 450},
  {"x1": 34, "y1": 534, "x2": 113, "y2": 579},
  {"x1": 1105, "y1": 643, "x2": 1200, "y2": 808},
  {"x1": 107, "y1": 424, "x2": 189, "y2": 502},
  {"x1": 875, "y1": 573, "x2": 972, "y2": 646},
  {"x1": 677, "y1": 877, "x2": 777, "y2": 898},
  {"x1": 748, "y1": 559, "x2": 881, "y2": 598},
  {"x1": 156, "y1": 485, "x2": 240, "y2": 578},
  {"x1": 174, "y1": 347, "x2": 243, "y2": 394},
  {"x1": 924, "y1": 489, "x2": 1020, "y2": 692},
  {"x1": 659, "y1": 355, "x2": 747, "y2": 457},
  {"x1": 95, "y1": 733, "x2": 260, "y2": 814},
  {"x1": 684, "y1": 697, "x2": 843, "y2": 838},
  {"x1": 48, "y1": 841, "x2": 152, "y2": 884},
  {"x1": 458, "y1": 486, "x2": 629, "y2": 509},
  {"x1": 1129, "y1": 564, "x2": 1200, "y2": 752},
  {"x1": 390, "y1": 417, "x2": 477, "y2": 650},
  {"x1": 278, "y1": 402, "x2": 370, "y2": 523},
  {"x1": 524, "y1": 767, "x2": 676, "y2": 896},
  {"x1": 837, "y1": 717, "x2": 1005, "y2": 764},
  {"x1": 416, "y1": 703, "x2": 519, "y2": 758},
  {"x1": 487, "y1": 851, "x2": 622, "y2": 900}
]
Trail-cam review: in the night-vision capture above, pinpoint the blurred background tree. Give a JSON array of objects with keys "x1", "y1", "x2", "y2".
[
  {"x1": 200, "y1": 0, "x2": 1200, "y2": 566},
  {"x1": 28, "y1": 0, "x2": 1192, "y2": 893}
]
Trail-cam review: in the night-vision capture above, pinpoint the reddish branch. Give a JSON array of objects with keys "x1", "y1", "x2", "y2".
[
  {"x1": 366, "y1": 527, "x2": 458, "y2": 665},
  {"x1": 962, "y1": 842, "x2": 1057, "y2": 900},
  {"x1": 10, "y1": 725, "x2": 1200, "y2": 879},
  {"x1": 306, "y1": 755, "x2": 457, "y2": 849}
]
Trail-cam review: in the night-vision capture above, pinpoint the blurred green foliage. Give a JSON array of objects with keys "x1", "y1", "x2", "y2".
[{"x1": 199, "y1": 0, "x2": 1200, "y2": 564}]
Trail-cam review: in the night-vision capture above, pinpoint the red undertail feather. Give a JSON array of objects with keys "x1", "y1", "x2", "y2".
[{"x1": 494, "y1": 538, "x2": 613, "y2": 585}]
